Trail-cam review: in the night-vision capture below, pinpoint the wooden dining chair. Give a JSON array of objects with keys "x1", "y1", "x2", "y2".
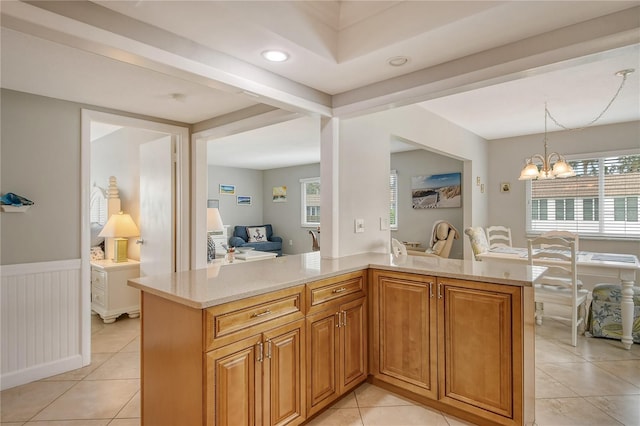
[
  {"x1": 528, "y1": 235, "x2": 589, "y2": 347},
  {"x1": 486, "y1": 225, "x2": 512, "y2": 249}
]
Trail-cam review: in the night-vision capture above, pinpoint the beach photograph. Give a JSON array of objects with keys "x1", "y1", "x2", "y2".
[{"x1": 411, "y1": 173, "x2": 461, "y2": 209}]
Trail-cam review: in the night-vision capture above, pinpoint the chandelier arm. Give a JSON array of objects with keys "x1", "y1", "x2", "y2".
[
  {"x1": 545, "y1": 69, "x2": 631, "y2": 131},
  {"x1": 530, "y1": 154, "x2": 547, "y2": 167},
  {"x1": 547, "y1": 152, "x2": 566, "y2": 163}
]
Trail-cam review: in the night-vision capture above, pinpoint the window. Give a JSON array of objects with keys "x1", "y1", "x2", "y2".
[
  {"x1": 301, "y1": 177, "x2": 320, "y2": 227},
  {"x1": 527, "y1": 154, "x2": 640, "y2": 238},
  {"x1": 390, "y1": 170, "x2": 398, "y2": 230}
]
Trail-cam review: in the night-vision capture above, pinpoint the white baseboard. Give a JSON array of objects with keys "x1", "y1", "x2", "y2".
[{"x1": 1, "y1": 355, "x2": 83, "y2": 390}]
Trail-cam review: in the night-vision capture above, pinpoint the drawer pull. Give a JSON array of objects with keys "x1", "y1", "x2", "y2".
[
  {"x1": 332, "y1": 287, "x2": 347, "y2": 294},
  {"x1": 251, "y1": 309, "x2": 272, "y2": 318}
]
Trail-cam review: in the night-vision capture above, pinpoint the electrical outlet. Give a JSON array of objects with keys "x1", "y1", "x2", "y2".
[{"x1": 355, "y1": 218, "x2": 365, "y2": 233}]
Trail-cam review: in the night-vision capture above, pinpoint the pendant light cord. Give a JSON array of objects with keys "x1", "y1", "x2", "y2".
[{"x1": 545, "y1": 69, "x2": 634, "y2": 131}]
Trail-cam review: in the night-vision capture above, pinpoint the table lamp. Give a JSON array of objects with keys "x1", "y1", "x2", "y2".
[
  {"x1": 99, "y1": 211, "x2": 140, "y2": 263},
  {"x1": 207, "y1": 207, "x2": 224, "y2": 262}
]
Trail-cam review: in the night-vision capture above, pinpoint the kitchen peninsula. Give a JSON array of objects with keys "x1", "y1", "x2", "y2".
[{"x1": 129, "y1": 252, "x2": 542, "y2": 426}]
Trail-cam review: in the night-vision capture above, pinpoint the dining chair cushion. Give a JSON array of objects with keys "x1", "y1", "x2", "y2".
[
  {"x1": 464, "y1": 227, "x2": 489, "y2": 260},
  {"x1": 587, "y1": 283, "x2": 640, "y2": 344}
]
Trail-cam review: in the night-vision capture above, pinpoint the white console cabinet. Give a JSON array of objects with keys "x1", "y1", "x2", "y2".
[{"x1": 91, "y1": 259, "x2": 141, "y2": 323}]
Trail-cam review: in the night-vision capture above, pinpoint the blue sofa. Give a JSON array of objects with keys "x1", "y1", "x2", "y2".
[{"x1": 229, "y1": 224, "x2": 283, "y2": 256}]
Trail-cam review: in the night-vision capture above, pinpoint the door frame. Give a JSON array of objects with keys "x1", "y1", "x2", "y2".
[{"x1": 80, "y1": 109, "x2": 190, "y2": 366}]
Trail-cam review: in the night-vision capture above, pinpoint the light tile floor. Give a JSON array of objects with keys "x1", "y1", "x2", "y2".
[{"x1": 2, "y1": 310, "x2": 639, "y2": 425}]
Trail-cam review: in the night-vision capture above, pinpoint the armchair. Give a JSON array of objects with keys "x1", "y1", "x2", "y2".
[{"x1": 229, "y1": 224, "x2": 283, "y2": 256}]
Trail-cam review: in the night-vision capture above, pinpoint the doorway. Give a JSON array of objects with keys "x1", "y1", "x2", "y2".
[{"x1": 80, "y1": 109, "x2": 190, "y2": 367}]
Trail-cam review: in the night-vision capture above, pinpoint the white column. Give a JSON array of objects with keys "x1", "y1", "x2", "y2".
[{"x1": 320, "y1": 117, "x2": 340, "y2": 259}]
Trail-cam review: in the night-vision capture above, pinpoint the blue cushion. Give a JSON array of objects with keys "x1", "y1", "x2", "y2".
[
  {"x1": 230, "y1": 224, "x2": 282, "y2": 256},
  {"x1": 233, "y1": 224, "x2": 273, "y2": 242}
]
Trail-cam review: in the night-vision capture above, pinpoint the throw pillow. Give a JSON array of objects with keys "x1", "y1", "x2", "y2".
[{"x1": 247, "y1": 226, "x2": 267, "y2": 242}]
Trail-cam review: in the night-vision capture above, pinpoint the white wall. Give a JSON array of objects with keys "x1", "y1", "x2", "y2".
[
  {"x1": 488, "y1": 121, "x2": 640, "y2": 256},
  {"x1": 207, "y1": 165, "x2": 264, "y2": 239},
  {"x1": 391, "y1": 149, "x2": 464, "y2": 259},
  {"x1": 335, "y1": 104, "x2": 489, "y2": 258},
  {"x1": 91, "y1": 127, "x2": 162, "y2": 260},
  {"x1": 263, "y1": 163, "x2": 320, "y2": 255}
]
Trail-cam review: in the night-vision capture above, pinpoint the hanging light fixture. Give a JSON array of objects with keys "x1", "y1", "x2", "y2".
[
  {"x1": 519, "y1": 105, "x2": 576, "y2": 180},
  {"x1": 518, "y1": 68, "x2": 634, "y2": 181}
]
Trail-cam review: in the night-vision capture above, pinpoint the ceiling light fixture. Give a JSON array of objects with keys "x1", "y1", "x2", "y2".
[
  {"x1": 388, "y1": 56, "x2": 409, "y2": 67},
  {"x1": 262, "y1": 50, "x2": 289, "y2": 62},
  {"x1": 518, "y1": 68, "x2": 634, "y2": 181}
]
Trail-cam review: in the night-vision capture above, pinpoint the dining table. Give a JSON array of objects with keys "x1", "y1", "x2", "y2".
[{"x1": 477, "y1": 246, "x2": 640, "y2": 349}]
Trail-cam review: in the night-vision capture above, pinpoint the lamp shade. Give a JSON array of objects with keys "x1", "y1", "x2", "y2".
[
  {"x1": 207, "y1": 208, "x2": 224, "y2": 232},
  {"x1": 518, "y1": 163, "x2": 540, "y2": 180},
  {"x1": 98, "y1": 212, "x2": 140, "y2": 238}
]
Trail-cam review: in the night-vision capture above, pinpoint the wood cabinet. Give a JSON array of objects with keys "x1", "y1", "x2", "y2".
[
  {"x1": 370, "y1": 271, "x2": 437, "y2": 399},
  {"x1": 91, "y1": 259, "x2": 140, "y2": 323},
  {"x1": 141, "y1": 285, "x2": 306, "y2": 426},
  {"x1": 206, "y1": 319, "x2": 305, "y2": 426},
  {"x1": 305, "y1": 272, "x2": 368, "y2": 417},
  {"x1": 370, "y1": 270, "x2": 534, "y2": 426},
  {"x1": 139, "y1": 267, "x2": 533, "y2": 426}
]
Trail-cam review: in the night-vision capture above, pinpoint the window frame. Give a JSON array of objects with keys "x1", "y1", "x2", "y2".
[
  {"x1": 390, "y1": 169, "x2": 398, "y2": 230},
  {"x1": 300, "y1": 177, "x2": 320, "y2": 227},
  {"x1": 525, "y1": 150, "x2": 640, "y2": 239}
]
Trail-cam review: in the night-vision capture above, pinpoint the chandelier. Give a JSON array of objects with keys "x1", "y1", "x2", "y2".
[{"x1": 518, "y1": 68, "x2": 635, "y2": 180}]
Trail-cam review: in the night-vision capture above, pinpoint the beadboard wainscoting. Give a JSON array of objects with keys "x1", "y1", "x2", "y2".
[{"x1": 1, "y1": 259, "x2": 83, "y2": 390}]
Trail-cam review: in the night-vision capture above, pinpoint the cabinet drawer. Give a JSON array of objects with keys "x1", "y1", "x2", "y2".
[
  {"x1": 307, "y1": 271, "x2": 365, "y2": 312},
  {"x1": 92, "y1": 287, "x2": 106, "y2": 308},
  {"x1": 91, "y1": 269, "x2": 106, "y2": 290},
  {"x1": 204, "y1": 286, "x2": 305, "y2": 351}
]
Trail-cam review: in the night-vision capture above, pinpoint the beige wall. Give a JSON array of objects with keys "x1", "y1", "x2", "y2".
[
  {"x1": 1, "y1": 89, "x2": 81, "y2": 264},
  {"x1": 487, "y1": 121, "x2": 640, "y2": 256}
]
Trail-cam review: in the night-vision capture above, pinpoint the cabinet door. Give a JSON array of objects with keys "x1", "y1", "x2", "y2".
[
  {"x1": 437, "y1": 278, "x2": 522, "y2": 423},
  {"x1": 372, "y1": 271, "x2": 437, "y2": 398},
  {"x1": 263, "y1": 319, "x2": 306, "y2": 426},
  {"x1": 339, "y1": 297, "x2": 367, "y2": 393},
  {"x1": 306, "y1": 309, "x2": 339, "y2": 416},
  {"x1": 206, "y1": 335, "x2": 262, "y2": 426}
]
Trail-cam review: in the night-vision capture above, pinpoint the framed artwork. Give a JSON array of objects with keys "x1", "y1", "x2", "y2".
[
  {"x1": 411, "y1": 172, "x2": 462, "y2": 209},
  {"x1": 273, "y1": 186, "x2": 287, "y2": 202},
  {"x1": 219, "y1": 184, "x2": 235, "y2": 195},
  {"x1": 500, "y1": 182, "x2": 511, "y2": 193},
  {"x1": 236, "y1": 195, "x2": 252, "y2": 205}
]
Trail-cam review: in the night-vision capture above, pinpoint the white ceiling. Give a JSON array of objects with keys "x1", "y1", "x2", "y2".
[{"x1": 1, "y1": 1, "x2": 639, "y2": 169}]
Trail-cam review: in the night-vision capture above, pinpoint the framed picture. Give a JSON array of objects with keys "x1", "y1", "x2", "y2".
[
  {"x1": 273, "y1": 186, "x2": 287, "y2": 202},
  {"x1": 219, "y1": 184, "x2": 235, "y2": 195},
  {"x1": 500, "y1": 182, "x2": 511, "y2": 193},
  {"x1": 411, "y1": 172, "x2": 461, "y2": 209},
  {"x1": 236, "y1": 195, "x2": 252, "y2": 205}
]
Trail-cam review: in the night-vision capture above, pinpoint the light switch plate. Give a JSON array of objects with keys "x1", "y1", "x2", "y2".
[
  {"x1": 380, "y1": 217, "x2": 389, "y2": 231},
  {"x1": 355, "y1": 218, "x2": 365, "y2": 233}
]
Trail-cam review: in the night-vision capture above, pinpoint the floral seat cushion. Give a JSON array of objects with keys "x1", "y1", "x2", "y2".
[
  {"x1": 587, "y1": 283, "x2": 640, "y2": 344},
  {"x1": 464, "y1": 227, "x2": 489, "y2": 260}
]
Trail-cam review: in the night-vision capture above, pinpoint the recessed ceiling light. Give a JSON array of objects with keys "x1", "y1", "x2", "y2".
[
  {"x1": 262, "y1": 50, "x2": 289, "y2": 62},
  {"x1": 388, "y1": 56, "x2": 409, "y2": 67}
]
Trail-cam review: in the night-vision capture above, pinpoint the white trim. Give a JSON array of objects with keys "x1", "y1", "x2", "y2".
[
  {"x1": 1, "y1": 259, "x2": 81, "y2": 276},
  {"x1": 1, "y1": 355, "x2": 83, "y2": 391},
  {"x1": 81, "y1": 109, "x2": 190, "y2": 368}
]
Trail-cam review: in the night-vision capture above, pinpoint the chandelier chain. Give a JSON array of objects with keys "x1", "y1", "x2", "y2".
[{"x1": 545, "y1": 69, "x2": 632, "y2": 131}]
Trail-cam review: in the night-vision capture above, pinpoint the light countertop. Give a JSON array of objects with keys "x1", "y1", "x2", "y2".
[{"x1": 128, "y1": 252, "x2": 544, "y2": 309}]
